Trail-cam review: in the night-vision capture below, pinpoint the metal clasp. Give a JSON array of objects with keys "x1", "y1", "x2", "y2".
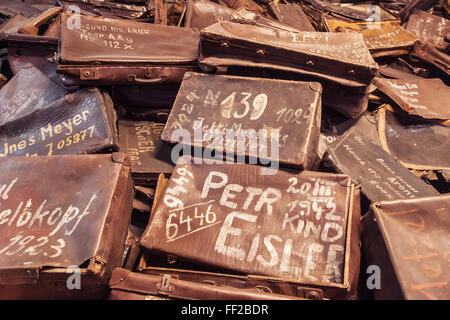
[{"x1": 155, "y1": 275, "x2": 175, "y2": 295}]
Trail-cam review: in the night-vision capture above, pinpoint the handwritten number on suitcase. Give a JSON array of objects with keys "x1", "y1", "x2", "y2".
[
  {"x1": 0, "y1": 233, "x2": 65, "y2": 258},
  {"x1": 220, "y1": 92, "x2": 268, "y2": 121}
]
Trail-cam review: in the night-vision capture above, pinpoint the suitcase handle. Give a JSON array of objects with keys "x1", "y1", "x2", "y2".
[{"x1": 128, "y1": 75, "x2": 168, "y2": 84}]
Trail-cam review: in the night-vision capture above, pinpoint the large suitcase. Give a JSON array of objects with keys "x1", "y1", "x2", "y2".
[
  {"x1": 361, "y1": 194, "x2": 450, "y2": 300},
  {"x1": 108, "y1": 267, "x2": 302, "y2": 300},
  {"x1": 57, "y1": 13, "x2": 200, "y2": 86},
  {"x1": 161, "y1": 72, "x2": 322, "y2": 170},
  {"x1": 119, "y1": 120, "x2": 175, "y2": 186},
  {"x1": 198, "y1": 21, "x2": 378, "y2": 118},
  {"x1": 184, "y1": 0, "x2": 234, "y2": 30},
  {"x1": 406, "y1": 10, "x2": 449, "y2": 53},
  {"x1": 0, "y1": 87, "x2": 119, "y2": 157},
  {"x1": 0, "y1": 64, "x2": 66, "y2": 128},
  {"x1": 322, "y1": 126, "x2": 439, "y2": 203},
  {"x1": 140, "y1": 158, "x2": 361, "y2": 300},
  {"x1": 0, "y1": 153, "x2": 134, "y2": 299}
]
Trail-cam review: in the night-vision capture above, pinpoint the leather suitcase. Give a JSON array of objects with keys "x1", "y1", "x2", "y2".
[
  {"x1": 161, "y1": 72, "x2": 322, "y2": 170},
  {"x1": 109, "y1": 267, "x2": 303, "y2": 300},
  {"x1": 409, "y1": 40, "x2": 450, "y2": 77},
  {"x1": 119, "y1": 120, "x2": 175, "y2": 186},
  {"x1": 0, "y1": 64, "x2": 66, "y2": 128},
  {"x1": 0, "y1": 87, "x2": 119, "y2": 157},
  {"x1": 373, "y1": 77, "x2": 450, "y2": 122},
  {"x1": 198, "y1": 21, "x2": 378, "y2": 118},
  {"x1": 324, "y1": 19, "x2": 417, "y2": 58},
  {"x1": 0, "y1": 153, "x2": 134, "y2": 299},
  {"x1": 184, "y1": 0, "x2": 234, "y2": 30},
  {"x1": 57, "y1": 13, "x2": 200, "y2": 86},
  {"x1": 268, "y1": 2, "x2": 315, "y2": 31},
  {"x1": 361, "y1": 194, "x2": 450, "y2": 300},
  {"x1": 61, "y1": 0, "x2": 153, "y2": 21},
  {"x1": 322, "y1": 126, "x2": 439, "y2": 203},
  {"x1": 398, "y1": 0, "x2": 439, "y2": 23},
  {"x1": 406, "y1": 10, "x2": 449, "y2": 53},
  {"x1": 140, "y1": 158, "x2": 361, "y2": 300}
]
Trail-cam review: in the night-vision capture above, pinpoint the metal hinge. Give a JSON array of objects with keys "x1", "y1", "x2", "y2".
[{"x1": 155, "y1": 274, "x2": 175, "y2": 295}]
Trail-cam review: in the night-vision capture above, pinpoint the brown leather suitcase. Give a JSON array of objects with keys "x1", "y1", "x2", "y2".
[
  {"x1": 324, "y1": 19, "x2": 417, "y2": 58},
  {"x1": 0, "y1": 153, "x2": 134, "y2": 299},
  {"x1": 322, "y1": 126, "x2": 439, "y2": 203},
  {"x1": 0, "y1": 64, "x2": 66, "y2": 128},
  {"x1": 361, "y1": 194, "x2": 450, "y2": 300},
  {"x1": 109, "y1": 267, "x2": 303, "y2": 300},
  {"x1": 161, "y1": 72, "x2": 322, "y2": 170},
  {"x1": 198, "y1": 21, "x2": 378, "y2": 118},
  {"x1": 0, "y1": 87, "x2": 119, "y2": 157},
  {"x1": 184, "y1": 0, "x2": 234, "y2": 30},
  {"x1": 406, "y1": 10, "x2": 450, "y2": 52},
  {"x1": 374, "y1": 77, "x2": 450, "y2": 122},
  {"x1": 57, "y1": 13, "x2": 200, "y2": 86},
  {"x1": 268, "y1": 2, "x2": 315, "y2": 31},
  {"x1": 140, "y1": 158, "x2": 361, "y2": 300},
  {"x1": 410, "y1": 40, "x2": 450, "y2": 77},
  {"x1": 119, "y1": 120, "x2": 175, "y2": 186}
]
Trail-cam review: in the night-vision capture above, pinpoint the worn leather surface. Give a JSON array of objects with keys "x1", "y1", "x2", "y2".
[
  {"x1": 0, "y1": 65, "x2": 66, "y2": 128},
  {"x1": 406, "y1": 10, "x2": 450, "y2": 52},
  {"x1": 0, "y1": 153, "x2": 134, "y2": 298},
  {"x1": 161, "y1": 72, "x2": 322, "y2": 169},
  {"x1": 269, "y1": 2, "x2": 315, "y2": 31},
  {"x1": 0, "y1": 88, "x2": 118, "y2": 157},
  {"x1": 185, "y1": 0, "x2": 234, "y2": 30},
  {"x1": 363, "y1": 194, "x2": 450, "y2": 300}
]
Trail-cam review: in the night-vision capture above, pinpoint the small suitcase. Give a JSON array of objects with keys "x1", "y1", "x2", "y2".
[
  {"x1": 108, "y1": 267, "x2": 302, "y2": 300},
  {"x1": 0, "y1": 64, "x2": 66, "y2": 128},
  {"x1": 322, "y1": 126, "x2": 439, "y2": 203},
  {"x1": 161, "y1": 72, "x2": 322, "y2": 170},
  {"x1": 406, "y1": 10, "x2": 450, "y2": 53},
  {"x1": 198, "y1": 21, "x2": 378, "y2": 118},
  {"x1": 0, "y1": 87, "x2": 119, "y2": 157},
  {"x1": 119, "y1": 120, "x2": 175, "y2": 186},
  {"x1": 0, "y1": 153, "x2": 134, "y2": 299},
  {"x1": 140, "y1": 158, "x2": 361, "y2": 300},
  {"x1": 184, "y1": 0, "x2": 234, "y2": 30},
  {"x1": 361, "y1": 194, "x2": 450, "y2": 300},
  {"x1": 57, "y1": 13, "x2": 200, "y2": 86}
]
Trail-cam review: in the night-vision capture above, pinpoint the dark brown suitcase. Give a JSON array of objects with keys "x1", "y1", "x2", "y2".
[
  {"x1": 61, "y1": 0, "x2": 153, "y2": 21},
  {"x1": 109, "y1": 267, "x2": 303, "y2": 300},
  {"x1": 0, "y1": 152, "x2": 134, "y2": 299},
  {"x1": 398, "y1": 0, "x2": 439, "y2": 23},
  {"x1": 410, "y1": 40, "x2": 450, "y2": 77},
  {"x1": 268, "y1": 2, "x2": 315, "y2": 31},
  {"x1": 322, "y1": 126, "x2": 439, "y2": 203},
  {"x1": 0, "y1": 87, "x2": 119, "y2": 157},
  {"x1": 406, "y1": 10, "x2": 450, "y2": 53},
  {"x1": 374, "y1": 77, "x2": 450, "y2": 122},
  {"x1": 198, "y1": 21, "x2": 378, "y2": 118},
  {"x1": 184, "y1": 0, "x2": 234, "y2": 30},
  {"x1": 376, "y1": 106, "x2": 450, "y2": 181},
  {"x1": 0, "y1": 64, "x2": 66, "y2": 128},
  {"x1": 161, "y1": 72, "x2": 322, "y2": 170},
  {"x1": 361, "y1": 194, "x2": 450, "y2": 300},
  {"x1": 140, "y1": 158, "x2": 361, "y2": 300},
  {"x1": 57, "y1": 13, "x2": 200, "y2": 86},
  {"x1": 119, "y1": 120, "x2": 175, "y2": 186}
]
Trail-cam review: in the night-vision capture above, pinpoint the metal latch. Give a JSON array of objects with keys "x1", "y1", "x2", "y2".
[
  {"x1": 155, "y1": 274, "x2": 175, "y2": 295},
  {"x1": 297, "y1": 286, "x2": 324, "y2": 300}
]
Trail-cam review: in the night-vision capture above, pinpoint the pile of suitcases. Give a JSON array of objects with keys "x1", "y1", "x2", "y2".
[{"x1": 0, "y1": 0, "x2": 448, "y2": 300}]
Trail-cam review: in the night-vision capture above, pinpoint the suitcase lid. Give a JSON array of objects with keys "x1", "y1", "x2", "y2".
[
  {"x1": 374, "y1": 77, "x2": 450, "y2": 121},
  {"x1": 119, "y1": 120, "x2": 175, "y2": 177},
  {"x1": 0, "y1": 87, "x2": 119, "y2": 157},
  {"x1": 161, "y1": 72, "x2": 322, "y2": 169},
  {"x1": 323, "y1": 126, "x2": 439, "y2": 202},
  {"x1": 200, "y1": 21, "x2": 378, "y2": 86},
  {"x1": 141, "y1": 158, "x2": 355, "y2": 285},
  {"x1": 0, "y1": 153, "x2": 133, "y2": 284},
  {"x1": 59, "y1": 13, "x2": 200, "y2": 64},
  {"x1": 370, "y1": 194, "x2": 450, "y2": 300},
  {"x1": 406, "y1": 9, "x2": 450, "y2": 52},
  {"x1": 0, "y1": 64, "x2": 67, "y2": 128}
]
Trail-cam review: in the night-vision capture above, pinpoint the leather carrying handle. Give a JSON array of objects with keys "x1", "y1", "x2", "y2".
[{"x1": 127, "y1": 75, "x2": 168, "y2": 84}]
